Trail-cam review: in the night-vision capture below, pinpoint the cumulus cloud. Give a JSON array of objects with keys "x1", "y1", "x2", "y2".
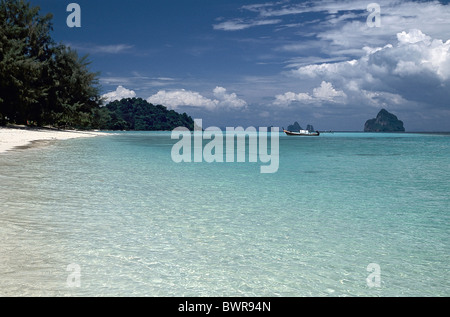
[
  {"x1": 147, "y1": 89, "x2": 218, "y2": 110},
  {"x1": 313, "y1": 81, "x2": 347, "y2": 101},
  {"x1": 394, "y1": 30, "x2": 450, "y2": 80},
  {"x1": 213, "y1": 86, "x2": 247, "y2": 109},
  {"x1": 290, "y1": 29, "x2": 450, "y2": 109},
  {"x1": 147, "y1": 87, "x2": 247, "y2": 110},
  {"x1": 397, "y1": 29, "x2": 431, "y2": 44},
  {"x1": 304, "y1": 1, "x2": 450, "y2": 57},
  {"x1": 273, "y1": 81, "x2": 346, "y2": 107},
  {"x1": 273, "y1": 91, "x2": 312, "y2": 107},
  {"x1": 292, "y1": 60, "x2": 358, "y2": 78},
  {"x1": 102, "y1": 86, "x2": 136, "y2": 104}
]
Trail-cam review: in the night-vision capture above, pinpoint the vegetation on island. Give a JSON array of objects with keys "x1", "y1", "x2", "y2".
[
  {"x1": 0, "y1": 0, "x2": 194, "y2": 131},
  {"x1": 102, "y1": 98, "x2": 194, "y2": 131}
]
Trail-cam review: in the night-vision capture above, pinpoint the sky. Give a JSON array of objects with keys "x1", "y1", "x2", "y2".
[{"x1": 30, "y1": 0, "x2": 450, "y2": 131}]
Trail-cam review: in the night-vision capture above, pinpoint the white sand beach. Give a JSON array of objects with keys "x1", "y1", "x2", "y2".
[{"x1": 0, "y1": 127, "x2": 108, "y2": 153}]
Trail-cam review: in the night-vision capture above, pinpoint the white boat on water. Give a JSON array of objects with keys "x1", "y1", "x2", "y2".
[{"x1": 283, "y1": 129, "x2": 320, "y2": 136}]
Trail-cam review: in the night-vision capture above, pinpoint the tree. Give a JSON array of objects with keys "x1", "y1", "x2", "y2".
[
  {"x1": 0, "y1": 0, "x2": 101, "y2": 128},
  {"x1": 46, "y1": 46, "x2": 102, "y2": 128},
  {"x1": 101, "y1": 98, "x2": 195, "y2": 131},
  {"x1": 0, "y1": 0, "x2": 54, "y2": 124}
]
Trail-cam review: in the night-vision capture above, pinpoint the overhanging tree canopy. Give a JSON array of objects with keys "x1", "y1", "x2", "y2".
[{"x1": 0, "y1": 0, "x2": 101, "y2": 128}]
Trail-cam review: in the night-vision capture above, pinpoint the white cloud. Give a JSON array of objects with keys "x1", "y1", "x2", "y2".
[
  {"x1": 221, "y1": 0, "x2": 450, "y2": 60},
  {"x1": 273, "y1": 91, "x2": 312, "y2": 107},
  {"x1": 213, "y1": 87, "x2": 247, "y2": 109},
  {"x1": 314, "y1": 1, "x2": 450, "y2": 59},
  {"x1": 102, "y1": 86, "x2": 136, "y2": 104},
  {"x1": 147, "y1": 89, "x2": 218, "y2": 110},
  {"x1": 93, "y1": 44, "x2": 134, "y2": 54},
  {"x1": 273, "y1": 29, "x2": 450, "y2": 127},
  {"x1": 313, "y1": 81, "x2": 347, "y2": 101},
  {"x1": 68, "y1": 43, "x2": 134, "y2": 54},
  {"x1": 100, "y1": 74, "x2": 178, "y2": 90},
  {"x1": 292, "y1": 60, "x2": 358, "y2": 78},
  {"x1": 213, "y1": 18, "x2": 281, "y2": 31},
  {"x1": 394, "y1": 30, "x2": 450, "y2": 80},
  {"x1": 273, "y1": 81, "x2": 346, "y2": 107},
  {"x1": 241, "y1": 2, "x2": 309, "y2": 17},
  {"x1": 397, "y1": 29, "x2": 431, "y2": 45},
  {"x1": 291, "y1": 29, "x2": 450, "y2": 94},
  {"x1": 147, "y1": 87, "x2": 247, "y2": 111}
]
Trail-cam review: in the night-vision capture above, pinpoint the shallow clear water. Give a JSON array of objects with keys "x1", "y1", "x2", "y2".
[{"x1": 0, "y1": 132, "x2": 449, "y2": 296}]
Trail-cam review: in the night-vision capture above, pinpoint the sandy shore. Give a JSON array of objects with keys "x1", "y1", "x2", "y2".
[{"x1": 0, "y1": 127, "x2": 109, "y2": 153}]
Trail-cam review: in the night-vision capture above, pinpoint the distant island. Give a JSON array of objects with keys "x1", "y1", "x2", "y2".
[
  {"x1": 100, "y1": 98, "x2": 194, "y2": 131},
  {"x1": 364, "y1": 109, "x2": 405, "y2": 132},
  {"x1": 286, "y1": 121, "x2": 315, "y2": 132}
]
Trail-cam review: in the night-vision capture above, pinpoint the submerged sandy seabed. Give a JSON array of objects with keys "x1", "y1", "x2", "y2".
[{"x1": 0, "y1": 127, "x2": 108, "y2": 153}]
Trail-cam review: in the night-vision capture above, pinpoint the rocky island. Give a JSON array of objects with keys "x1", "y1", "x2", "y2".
[
  {"x1": 287, "y1": 121, "x2": 302, "y2": 131},
  {"x1": 286, "y1": 121, "x2": 315, "y2": 132},
  {"x1": 364, "y1": 109, "x2": 405, "y2": 132}
]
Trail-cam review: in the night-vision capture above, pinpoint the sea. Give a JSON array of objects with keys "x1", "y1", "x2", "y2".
[{"x1": 0, "y1": 131, "x2": 448, "y2": 296}]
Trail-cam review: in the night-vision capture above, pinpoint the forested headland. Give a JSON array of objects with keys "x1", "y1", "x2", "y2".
[
  {"x1": 102, "y1": 98, "x2": 194, "y2": 131},
  {"x1": 0, "y1": 0, "x2": 194, "y2": 131}
]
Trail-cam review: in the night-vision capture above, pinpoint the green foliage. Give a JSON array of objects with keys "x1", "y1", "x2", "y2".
[
  {"x1": 0, "y1": 0, "x2": 194, "y2": 131},
  {"x1": 0, "y1": 0, "x2": 101, "y2": 129},
  {"x1": 101, "y1": 98, "x2": 195, "y2": 131},
  {"x1": 44, "y1": 46, "x2": 102, "y2": 129}
]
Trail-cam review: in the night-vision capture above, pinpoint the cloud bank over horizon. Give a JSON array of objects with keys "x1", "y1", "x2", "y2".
[
  {"x1": 285, "y1": 29, "x2": 450, "y2": 111},
  {"x1": 102, "y1": 86, "x2": 248, "y2": 112}
]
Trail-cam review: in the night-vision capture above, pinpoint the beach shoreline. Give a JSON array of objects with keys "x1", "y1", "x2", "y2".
[{"x1": 0, "y1": 126, "x2": 109, "y2": 154}]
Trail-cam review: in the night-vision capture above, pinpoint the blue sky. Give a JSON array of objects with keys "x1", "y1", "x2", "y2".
[{"x1": 31, "y1": 0, "x2": 450, "y2": 131}]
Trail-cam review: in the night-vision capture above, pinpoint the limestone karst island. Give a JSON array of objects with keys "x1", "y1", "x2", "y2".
[{"x1": 364, "y1": 109, "x2": 405, "y2": 132}]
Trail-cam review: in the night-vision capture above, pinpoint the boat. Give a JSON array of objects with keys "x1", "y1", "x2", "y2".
[{"x1": 283, "y1": 129, "x2": 320, "y2": 136}]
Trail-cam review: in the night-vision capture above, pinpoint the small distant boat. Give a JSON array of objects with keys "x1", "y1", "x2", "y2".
[{"x1": 283, "y1": 129, "x2": 320, "y2": 136}]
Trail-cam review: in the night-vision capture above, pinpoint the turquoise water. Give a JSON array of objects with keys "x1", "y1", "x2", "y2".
[{"x1": 0, "y1": 132, "x2": 448, "y2": 296}]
